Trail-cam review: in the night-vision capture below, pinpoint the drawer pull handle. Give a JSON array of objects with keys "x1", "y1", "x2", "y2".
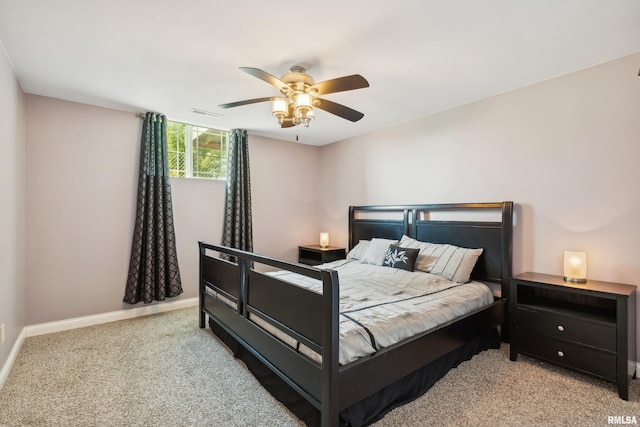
[
  {"x1": 557, "y1": 325, "x2": 565, "y2": 332},
  {"x1": 557, "y1": 350, "x2": 564, "y2": 357}
]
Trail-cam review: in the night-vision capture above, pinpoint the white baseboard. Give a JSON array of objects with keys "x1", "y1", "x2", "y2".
[
  {"x1": 24, "y1": 297, "x2": 199, "y2": 337},
  {"x1": 0, "y1": 297, "x2": 198, "y2": 391},
  {"x1": 0, "y1": 328, "x2": 26, "y2": 391}
]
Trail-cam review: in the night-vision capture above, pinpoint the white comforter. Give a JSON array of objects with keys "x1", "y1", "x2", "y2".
[{"x1": 268, "y1": 259, "x2": 494, "y2": 365}]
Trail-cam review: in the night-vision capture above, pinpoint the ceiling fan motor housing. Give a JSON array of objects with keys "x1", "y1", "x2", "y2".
[{"x1": 279, "y1": 66, "x2": 315, "y2": 96}]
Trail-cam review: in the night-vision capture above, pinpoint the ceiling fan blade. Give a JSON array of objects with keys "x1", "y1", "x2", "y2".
[
  {"x1": 308, "y1": 74, "x2": 369, "y2": 95},
  {"x1": 281, "y1": 121, "x2": 295, "y2": 128},
  {"x1": 240, "y1": 67, "x2": 290, "y2": 92},
  {"x1": 314, "y1": 98, "x2": 364, "y2": 122},
  {"x1": 218, "y1": 97, "x2": 274, "y2": 109}
]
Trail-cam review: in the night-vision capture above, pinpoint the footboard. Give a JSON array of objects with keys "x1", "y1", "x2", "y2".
[{"x1": 198, "y1": 242, "x2": 340, "y2": 426}]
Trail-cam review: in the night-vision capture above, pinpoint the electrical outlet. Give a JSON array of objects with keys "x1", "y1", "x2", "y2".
[{"x1": 0, "y1": 323, "x2": 4, "y2": 344}]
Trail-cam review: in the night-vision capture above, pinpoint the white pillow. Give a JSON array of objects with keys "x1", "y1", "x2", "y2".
[
  {"x1": 361, "y1": 238, "x2": 398, "y2": 266},
  {"x1": 346, "y1": 240, "x2": 370, "y2": 260},
  {"x1": 429, "y1": 244, "x2": 483, "y2": 283},
  {"x1": 398, "y1": 235, "x2": 483, "y2": 283}
]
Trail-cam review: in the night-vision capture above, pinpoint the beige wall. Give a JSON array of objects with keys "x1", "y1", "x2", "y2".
[
  {"x1": 25, "y1": 96, "x2": 143, "y2": 324},
  {"x1": 24, "y1": 98, "x2": 319, "y2": 325},
  {"x1": 0, "y1": 43, "x2": 26, "y2": 369},
  {"x1": 250, "y1": 135, "x2": 320, "y2": 260},
  {"x1": 319, "y1": 52, "x2": 640, "y2": 287}
]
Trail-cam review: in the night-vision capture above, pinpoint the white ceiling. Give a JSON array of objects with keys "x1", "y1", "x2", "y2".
[{"x1": 1, "y1": 0, "x2": 639, "y2": 146}]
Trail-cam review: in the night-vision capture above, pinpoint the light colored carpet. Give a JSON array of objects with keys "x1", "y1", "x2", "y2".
[{"x1": 0, "y1": 306, "x2": 638, "y2": 426}]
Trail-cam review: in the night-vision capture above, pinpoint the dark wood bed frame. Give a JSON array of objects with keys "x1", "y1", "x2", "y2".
[{"x1": 199, "y1": 202, "x2": 513, "y2": 426}]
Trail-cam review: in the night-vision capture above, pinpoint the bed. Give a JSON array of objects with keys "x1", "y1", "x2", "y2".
[{"x1": 199, "y1": 202, "x2": 513, "y2": 426}]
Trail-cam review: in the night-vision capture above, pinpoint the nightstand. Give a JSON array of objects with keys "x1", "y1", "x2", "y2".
[
  {"x1": 298, "y1": 245, "x2": 346, "y2": 266},
  {"x1": 510, "y1": 272, "x2": 636, "y2": 400}
]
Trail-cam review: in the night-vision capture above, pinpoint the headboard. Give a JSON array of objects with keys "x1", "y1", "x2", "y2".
[{"x1": 348, "y1": 202, "x2": 513, "y2": 298}]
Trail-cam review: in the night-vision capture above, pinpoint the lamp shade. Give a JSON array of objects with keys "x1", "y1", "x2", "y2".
[
  {"x1": 563, "y1": 251, "x2": 587, "y2": 283},
  {"x1": 295, "y1": 93, "x2": 312, "y2": 109},
  {"x1": 320, "y1": 232, "x2": 329, "y2": 248},
  {"x1": 272, "y1": 98, "x2": 288, "y2": 117}
]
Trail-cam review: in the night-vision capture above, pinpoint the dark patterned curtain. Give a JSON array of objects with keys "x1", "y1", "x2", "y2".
[
  {"x1": 124, "y1": 112, "x2": 183, "y2": 304},
  {"x1": 221, "y1": 129, "x2": 253, "y2": 257}
]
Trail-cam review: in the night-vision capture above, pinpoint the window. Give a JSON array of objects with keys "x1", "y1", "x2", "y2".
[{"x1": 166, "y1": 121, "x2": 228, "y2": 179}]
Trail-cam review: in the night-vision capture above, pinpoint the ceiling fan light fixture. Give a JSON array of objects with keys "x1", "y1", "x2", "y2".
[
  {"x1": 294, "y1": 93, "x2": 314, "y2": 127},
  {"x1": 294, "y1": 93, "x2": 313, "y2": 110},
  {"x1": 295, "y1": 105, "x2": 314, "y2": 128},
  {"x1": 271, "y1": 98, "x2": 289, "y2": 123}
]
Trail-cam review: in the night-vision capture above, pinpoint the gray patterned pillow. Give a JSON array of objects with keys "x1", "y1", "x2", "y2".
[{"x1": 383, "y1": 245, "x2": 419, "y2": 271}]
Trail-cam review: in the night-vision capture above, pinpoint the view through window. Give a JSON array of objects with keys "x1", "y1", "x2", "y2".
[{"x1": 166, "y1": 121, "x2": 228, "y2": 179}]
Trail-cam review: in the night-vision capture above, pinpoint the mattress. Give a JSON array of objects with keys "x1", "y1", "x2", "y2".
[{"x1": 206, "y1": 259, "x2": 494, "y2": 365}]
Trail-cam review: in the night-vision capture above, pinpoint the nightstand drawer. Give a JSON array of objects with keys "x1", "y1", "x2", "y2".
[
  {"x1": 517, "y1": 307, "x2": 616, "y2": 351},
  {"x1": 518, "y1": 333, "x2": 616, "y2": 380}
]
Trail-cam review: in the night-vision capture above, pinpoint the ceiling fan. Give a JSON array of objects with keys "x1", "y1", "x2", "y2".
[{"x1": 219, "y1": 66, "x2": 369, "y2": 128}]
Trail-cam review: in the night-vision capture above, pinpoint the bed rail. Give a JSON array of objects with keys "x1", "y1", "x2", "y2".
[{"x1": 198, "y1": 242, "x2": 340, "y2": 426}]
